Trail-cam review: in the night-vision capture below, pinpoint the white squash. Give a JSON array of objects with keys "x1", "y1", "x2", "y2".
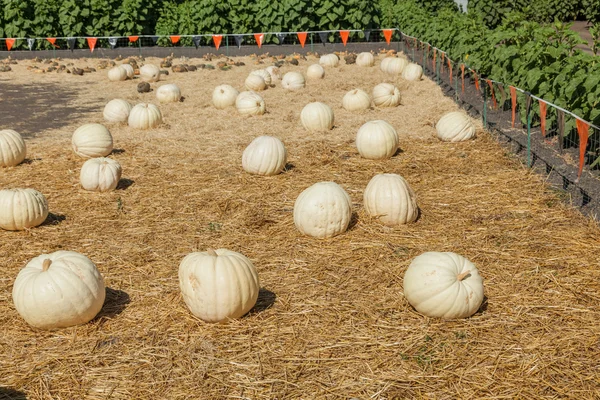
[
  {"x1": 250, "y1": 69, "x2": 272, "y2": 85},
  {"x1": 179, "y1": 248, "x2": 260, "y2": 323},
  {"x1": 128, "y1": 103, "x2": 163, "y2": 129},
  {"x1": 356, "y1": 52, "x2": 375, "y2": 67},
  {"x1": 293, "y1": 182, "x2": 352, "y2": 239},
  {"x1": 245, "y1": 74, "x2": 267, "y2": 91},
  {"x1": 236, "y1": 91, "x2": 266, "y2": 115},
  {"x1": 12, "y1": 251, "x2": 106, "y2": 329},
  {"x1": 356, "y1": 120, "x2": 398, "y2": 159},
  {"x1": 0, "y1": 129, "x2": 26, "y2": 167},
  {"x1": 372, "y1": 83, "x2": 401, "y2": 107},
  {"x1": 301, "y1": 102, "x2": 334, "y2": 131},
  {"x1": 363, "y1": 173, "x2": 418, "y2": 226},
  {"x1": 319, "y1": 53, "x2": 339, "y2": 67},
  {"x1": 107, "y1": 66, "x2": 127, "y2": 82},
  {"x1": 103, "y1": 99, "x2": 133, "y2": 123},
  {"x1": 120, "y1": 63, "x2": 135, "y2": 79},
  {"x1": 80, "y1": 157, "x2": 122, "y2": 192},
  {"x1": 140, "y1": 63, "x2": 161, "y2": 82},
  {"x1": 402, "y1": 63, "x2": 423, "y2": 81},
  {"x1": 380, "y1": 57, "x2": 394, "y2": 73},
  {"x1": 156, "y1": 84, "x2": 181, "y2": 103},
  {"x1": 212, "y1": 84, "x2": 239, "y2": 109},
  {"x1": 72, "y1": 123, "x2": 113, "y2": 158},
  {"x1": 342, "y1": 89, "x2": 371, "y2": 111},
  {"x1": 436, "y1": 111, "x2": 476, "y2": 142},
  {"x1": 403, "y1": 252, "x2": 484, "y2": 319},
  {"x1": 265, "y1": 66, "x2": 281, "y2": 82},
  {"x1": 385, "y1": 57, "x2": 409, "y2": 75},
  {"x1": 242, "y1": 136, "x2": 287, "y2": 176},
  {"x1": 0, "y1": 188, "x2": 48, "y2": 231},
  {"x1": 281, "y1": 71, "x2": 306, "y2": 90},
  {"x1": 306, "y1": 64, "x2": 325, "y2": 80}
]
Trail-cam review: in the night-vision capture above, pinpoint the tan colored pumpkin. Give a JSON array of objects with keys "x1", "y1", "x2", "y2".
[
  {"x1": 103, "y1": 99, "x2": 133, "y2": 123},
  {"x1": 212, "y1": 84, "x2": 239, "y2": 109},
  {"x1": 436, "y1": 111, "x2": 476, "y2": 142},
  {"x1": 120, "y1": 63, "x2": 135, "y2": 79},
  {"x1": 356, "y1": 120, "x2": 398, "y2": 159},
  {"x1": 128, "y1": 103, "x2": 163, "y2": 129},
  {"x1": 0, "y1": 188, "x2": 48, "y2": 231},
  {"x1": 140, "y1": 64, "x2": 161, "y2": 82},
  {"x1": 356, "y1": 52, "x2": 375, "y2": 67},
  {"x1": 293, "y1": 182, "x2": 352, "y2": 238},
  {"x1": 72, "y1": 123, "x2": 113, "y2": 158},
  {"x1": 107, "y1": 66, "x2": 127, "y2": 82},
  {"x1": 342, "y1": 89, "x2": 371, "y2": 111},
  {"x1": 281, "y1": 71, "x2": 306, "y2": 90},
  {"x1": 236, "y1": 91, "x2": 266, "y2": 115},
  {"x1": 0, "y1": 129, "x2": 26, "y2": 167},
  {"x1": 402, "y1": 63, "x2": 423, "y2": 81},
  {"x1": 306, "y1": 64, "x2": 325, "y2": 80},
  {"x1": 156, "y1": 84, "x2": 181, "y2": 103},
  {"x1": 301, "y1": 102, "x2": 334, "y2": 131},
  {"x1": 319, "y1": 54, "x2": 339, "y2": 67},
  {"x1": 372, "y1": 83, "x2": 401, "y2": 107},
  {"x1": 242, "y1": 136, "x2": 287, "y2": 176},
  {"x1": 80, "y1": 157, "x2": 122, "y2": 192},
  {"x1": 245, "y1": 74, "x2": 267, "y2": 91},
  {"x1": 363, "y1": 173, "x2": 418, "y2": 226}
]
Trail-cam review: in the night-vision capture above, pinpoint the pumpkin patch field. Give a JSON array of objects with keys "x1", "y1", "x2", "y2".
[{"x1": 1, "y1": 52, "x2": 600, "y2": 399}]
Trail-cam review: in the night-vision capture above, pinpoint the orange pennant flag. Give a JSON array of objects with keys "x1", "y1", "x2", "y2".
[
  {"x1": 6, "y1": 38, "x2": 15, "y2": 51},
  {"x1": 87, "y1": 37, "x2": 97, "y2": 52},
  {"x1": 510, "y1": 86, "x2": 517, "y2": 128},
  {"x1": 539, "y1": 100, "x2": 547, "y2": 137},
  {"x1": 487, "y1": 80, "x2": 497, "y2": 109},
  {"x1": 212, "y1": 35, "x2": 222, "y2": 50},
  {"x1": 170, "y1": 35, "x2": 180, "y2": 44},
  {"x1": 129, "y1": 36, "x2": 139, "y2": 43},
  {"x1": 448, "y1": 59, "x2": 453, "y2": 84},
  {"x1": 474, "y1": 72, "x2": 480, "y2": 91},
  {"x1": 340, "y1": 30, "x2": 349, "y2": 46},
  {"x1": 440, "y1": 52, "x2": 445, "y2": 73},
  {"x1": 461, "y1": 64, "x2": 465, "y2": 93},
  {"x1": 383, "y1": 29, "x2": 393, "y2": 44},
  {"x1": 254, "y1": 33, "x2": 264, "y2": 48},
  {"x1": 46, "y1": 38, "x2": 59, "y2": 48},
  {"x1": 576, "y1": 119, "x2": 590, "y2": 182},
  {"x1": 432, "y1": 49, "x2": 436, "y2": 71},
  {"x1": 297, "y1": 32, "x2": 307, "y2": 48}
]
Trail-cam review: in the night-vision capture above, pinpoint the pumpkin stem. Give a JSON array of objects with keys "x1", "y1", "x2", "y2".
[
  {"x1": 457, "y1": 270, "x2": 471, "y2": 281},
  {"x1": 42, "y1": 259, "x2": 52, "y2": 271},
  {"x1": 206, "y1": 249, "x2": 218, "y2": 257}
]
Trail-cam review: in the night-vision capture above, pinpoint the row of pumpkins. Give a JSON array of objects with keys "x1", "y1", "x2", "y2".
[{"x1": 1, "y1": 52, "x2": 483, "y2": 330}]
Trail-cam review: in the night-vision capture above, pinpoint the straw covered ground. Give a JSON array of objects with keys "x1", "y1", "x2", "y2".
[{"x1": 1, "y1": 51, "x2": 600, "y2": 399}]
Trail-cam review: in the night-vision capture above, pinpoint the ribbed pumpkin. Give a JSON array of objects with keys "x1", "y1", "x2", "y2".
[
  {"x1": 385, "y1": 57, "x2": 409, "y2": 75},
  {"x1": 0, "y1": 129, "x2": 26, "y2": 167},
  {"x1": 250, "y1": 69, "x2": 272, "y2": 85},
  {"x1": 140, "y1": 64, "x2": 161, "y2": 82},
  {"x1": 281, "y1": 71, "x2": 306, "y2": 90},
  {"x1": 403, "y1": 252, "x2": 484, "y2": 319},
  {"x1": 342, "y1": 89, "x2": 371, "y2": 111},
  {"x1": 294, "y1": 182, "x2": 352, "y2": 239},
  {"x1": 372, "y1": 83, "x2": 401, "y2": 107},
  {"x1": 356, "y1": 52, "x2": 375, "y2": 67},
  {"x1": 0, "y1": 188, "x2": 48, "y2": 231},
  {"x1": 306, "y1": 64, "x2": 325, "y2": 80},
  {"x1": 212, "y1": 84, "x2": 239, "y2": 109},
  {"x1": 301, "y1": 102, "x2": 334, "y2": 131},
  {"x1": 80, "y1": 157, "x2": 122, "y2": 192},
  {"x1": 436, "y1": 111, "x2": 476, "y2": 142},
  {"x1": 402, "y1": 63, "x2": 423, "y2": 81},
  {"x1": 103, "y1": 99, "x2": 132, "y2": 123},
  {"x1": 380, "y1": 57, "x2": 394, "y2": 73},
  {"x1": 128, "y1": 103, "x2": 163, "y2": 129},
  {"x1": 356, "y1": 120, "x2": 398, "y2": 159},
  {"x1": 179, "y1": 248, "x2": 260, "y2": 323},
  {"x1": 245, "y1": 74, "x2": 267, "y2": 91},
  {"x1": 120, "y1": 63, "x2": 135, "y2": 79},
  {"x1": 156, "y1": 84, "x2": 181, "y2": 103},
  {"x1": 236, "y1": 91, "x2": 266, "y2": 115},
  {"x1": 319, "y1": 54, "x2": 339, "y2": 67},
  {"x1": 72, "y1": 123, "x2": 113, "y2": 158},
  {"x1": 242, "y1": 136, "x2": 287, "y2": 176},
  {"x1": 363, "y1": 173, "x2": 418, "y2": 226},
  {"x1": 107, "y1": 66, "x2": 127, "y2": 81}
]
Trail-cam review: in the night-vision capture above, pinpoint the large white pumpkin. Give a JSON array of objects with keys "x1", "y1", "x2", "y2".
[
  {"x1": 403, "y1": 252, "x2": 484, "y2": 319},
  {"x1": 319, "y1": 53, "x2": 339, "y2": 67},
  {"x1": 120, "y1": 63, "x2": 135, "y2": 79},
  {"x1": 356, "y1": 120, "x2": 398, "y2": 159},
  {"x1": 0, "y1": 129, "x2": 26, "y2": 167},
  {"x1": 179, "y1": 248, "x2": 260, "y2": 323},
  {"x1": 403, "y1": 63, "x2": 423, "y2": 81},
  {"x1": 265, "y1": 66, "x2": 281, "y2": 82},
  {"x1": 156, "y1": 84, "x2": 181, "y2": 103},
  {"x1": 140, "y1": 64, "x2": 161, "y2": 82},
  {"x1": 250, "y1": 69, "x2": 272, "y2": 86},
  {"x1": 356, "y1": 52, "x2": 375, "y2": 67},
  {"x1": 12, "y1": 251, "x2": 106, "y2": 330},
  {"x1": 281, "y1": 71, "x2": 306, "y2": 90},
  {"x1": 372, "y1": 83, "x2": 401, "y2": 107},
  {"x1": 242, "y1": 136, "x2": 287, "y2": 176},
  {"x1": 80, "y1": 157, "x2": 122, "y2": 192},
  {"x1": 436, "y1": 111, "x2": 476, "y2": 142},
  {"x1": 72, "y1": 123, "x2": 113, "y2": 158},
  {"x1": 342, "y1": 89, "x2": 371, "y2": 111},
  {"x1": 0, "y1": 188, "x2": 48, "y2": 231},
  {"x1": 236, "y1": 91, "x2": 266, "y2": 115},
  {"x1": 245, "y1": 74, "x2": 267, "y2": 91},
  {"x1": 212, "y1": 84, "x2": 239, "y2": 109},
  {"x1": 128, "y1": 103, "x2": 163, "y2": 129},
  {"x1": 301, "y1": 102, "x2": 334, "y2": 132},
  {"x1": 363, "y1": 173, "x2": 418, "y2": 226},
  {"x1": 103, "y1": 99, "x2": 133, "y2": 123},
  {"x1": 306, "y1": 64, "x2": 325, "y2": 80},
  {"x1": 380, "y1": 57, "x2": 394, "y2": 73},
  {"x1": 385, "y1": 57, "x2": 409, "y2": 75},
  {"x1": 107, "y1": 66, "x2": 127, "y2": 82},
  {"x1": 293, "y1": 182, "x2": 352, "y2": 238}
]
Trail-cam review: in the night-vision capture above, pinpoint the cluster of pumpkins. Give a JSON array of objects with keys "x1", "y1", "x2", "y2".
[{"x1": 0, "y1": 51, "x2": 483, "y2": 331}]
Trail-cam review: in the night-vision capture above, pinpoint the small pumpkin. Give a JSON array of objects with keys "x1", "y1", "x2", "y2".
[
  {"x1": 72, "y1": 123, "x2": 113, "y2": 158},
  {"x1": 356, "y1": 120, "x2": 398, "y2": 159},
  {"x1": 103, "y1": 99, "x2": 133, "y2": 123},
  {"x1": 372, "y1": 83, "x2": 401, "y2": 107},
  {"x1": 128, "y1": 103, "x2": 163, "y2": 129},
  {"x1": 363, "y1": 173, "x2": 418, "y2": 226},
  {"x1": 265, "y1": 66, "x2": 281, "y2": 82},
  {"x1": 120, "y1": 63, "x2": 134, "y2": 79},
  {"x1": 80, "y1": 157, "x2": 122, "y2": 192},
  {"x1": 281, "y1": 71, "x2": 306, "y2": 90},
  {"x1": 140, "y1": 64, "x2": 161, "y2": 82},
  {"x1": 356, "y1": 52, "x2": 375, "y2": 67},
  {"x1": 250, "y1": 69, "x2": 272, "y2": 85},
  {"x1": 342, "y1": 89, "x2": 371, "y2": 111},
  {"x1": 319, "y1": 54, "x2": 339, "y2": 67},
  {"x1": 0, "y1": 129, "x2": 26, "y2": 167},
  {"x1": 107, "y1": 66, "x2": 127, "y2": 82},
  {"x1": 212, "y1": 84, "x2": 239, "y2": 109},
  {"x1": 300, "y1": 102, "x2": 334, "y2": 131},
  {"x1": 156, "y1": 84, "x2": 181, "y2": 103},
  {"x1": 12, "y1": 251, "x2": 106, "y2": 329},
  {"x1": 306, "y1": 64, "x2": 325, "y2": 80},
  {"x1": 436, "y1": 111, "x2": 476, "y2": 142},
  {"x1": 236, "y1": 91, "x2": 266, "y2": 115},
  {"x1": 179, "y1": 248, "x2": 260, "y2": 323},
  {"x1": 245, "y1": 74, "x2": 267, "y2": 91},
  {"x1": 242, "y1": 136, "x2": 287, "y2": 176},
  {"x1": 402, "y1": 63, "x2": 423, "y2": 81},
  {"x1": 0, "y1": 188, "x2": 48, "y2": 231},
  {"x1": 293, "y1": 182, "x2": 352, "y2": 239},
  {"x1": 403, "y1": 252, "x2": 484, "y2": 319}
]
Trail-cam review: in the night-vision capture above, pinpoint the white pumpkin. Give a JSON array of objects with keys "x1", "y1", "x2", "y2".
[
  {"x1": 363, "y1": 173, "x2": 418, "y2": 226},
  {"x1": 265, "y1": 66, "x2": 281, "y2": 82},
  {"x1": 242, "y1": 136, "x2": 287, "y2": 176},
  {"x1": 212, "y1": 84, "x2": 239, "y2": 109},
  {"x1": 12, "y1": 251, "x2": 106, "y2": 330},
  {"x1": 120, "y1": 63, "x2": 135, "y2": 79},
  {"x1": 356, "y1": 120, "x2": 398, "y2": 160},
  {"x1": 319, "y1": 53, "x2": 339, "y2": 67},
  {"x1": 436, "y1": 111, "x2": 476, "y2": 142},
  {"x1": 372, "y1": 83, "x2": 401, "y2": 107},
  {"x1": 306, "y1": 64, "x2": 325, "y2": 80},
  {"x1": 293, "y1": 182, "x2": 352, "y2": 239},
  {"x1": 103, "y1": 99, "x2": 133, "y2": 123},
  {"x1": 403, "y1": 252, "x2": 484, "y2": 319},
  {"x1": 140, "y1": 63, "x2": 161, "y2": 82},
  {"x1": 72, "y1": 123, "x2": 113, "y2": 158},
  {"x1": 250, "y1": 69, "x2": 272, "y2": 85},
  {"x1": 0, "y1": 188, "x2": 48, "y2": 231},
  {"x1": 107, "y1": 66, "x2": 127, "y2": 82},
  {"x1": 156, "y1": 84, "x2": 181, "y2": 103},
  {"x1": 179, "y1": 248, "x2": 260, "y2": 323},
  {"x1": 380, "y1": 57, "x2": 394, "y2": 73},
  {"x1": 128, "y1": 103, "x2": 163, "y2": 129},
  {"x1": 0, "y1": 129, "x2": 26, "y2": 167},
  {"x1": 403, "y1": 63, "x2": 423, "y2": 81},
  {"x1": 342, "y1": 89, "x2": 371, "y2": 111},
  {"x1": 356, "y1": 52, "x2": 375, "y2": 67},
  {"x1": 80, "y1": 157, "x2": 122, "y2": 192},
  {"x1": 385, "y1": 57, "x2": 409, "y2": 75},
  {"x1": 281, "y1": 71, "x2": 306, "y2": 90},
  {"x1": 236, "y1": 91, "x2": 266, "y2": 115},
  {"x1": 245, "y1": 74, "x2": 267, "y2": 91},
  {"x1": 301, "y1": 102, "x2": 334, "y2": 131}
]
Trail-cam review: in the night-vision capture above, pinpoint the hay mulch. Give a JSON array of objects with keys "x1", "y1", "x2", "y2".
[{"x1": 1, "y1": 52, "x2": 600, "y2": 399}]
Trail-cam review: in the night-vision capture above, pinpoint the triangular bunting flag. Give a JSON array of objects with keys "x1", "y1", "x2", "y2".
[
  {"x1": 276, "y1": 33, "x2": 287, "y2": 45},
  {"x1": 212, "y1": 35, "x2": 222, "y2": 50},
  {"x1": 150, "y1": 36, "x2": 159, "y2": 44},
  {"x1": 170, "y1": 35, "x2": 180, "y2": 44},
  {"x1": 254, "y1": 33, "x2": 264, "y2": 48},
  {"x1": 129, "y1": 36, "x2": 139, "y2": 43},
  {"x1": 27, "y1": 38, "x2": 35, "y2": 51},
  {"x1": 474, "y1": 72, "x2": 480, "y2": 92},
  {"x1": 539, "y1": 100, "x2": 547, "y2": 137},
  {"x1": 234, "y1": 35, "x2": 244, "y2": 48},
  {"x1": 297, "y1": 32, "x2": 307, "y2": 48},
  {"x1": 108, "y1": 37, "x2": 118, "y2": 49},
  {"x1": 448, "y1": 59, "x2": 453, "y2": 84},
  {"x1": 47, "y1": 38, "x2": 58, "y2": 48},
  {"x1": 87, "y1": 37, "x2": 97, "y2": 52},
  {"x1": 318, "y1": 32, "x2": 328, "y2": 45},
  {"x1": 487, "y1": 80, "x2": 497, "y2": 109},
  {"x1": 576, "y1": 119, "x2": 590, "y2": 182},
  {"x1": 440, "y1": 52, "x2": 445, "y2": 73},
  {"x1": 192, "y1": 36, "x2": 202, "y2": 49},
  {"x1": 383, "y1": 29, "x2": 393, "y2": 44},
  {"x1": 340, "y1": 30, "x2": 349, "y2": 46},
  {"x1": 5, "y1": 38, "x2": 15, "y2": 51},
  {"x1": 510, "y1": 86, "x2": 517, "y2": 128},
  {"x1": 67, "y1": 38, "x2": 76, "y2": 50},
  {"x1": 363, "y1": 30, "x2": 371, "y2": 42}
]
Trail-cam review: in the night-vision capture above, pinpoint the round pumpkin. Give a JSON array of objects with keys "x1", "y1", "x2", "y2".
[
  {"x1": 103, "y1": 99, "x2": 133, "y2": 123},
  {"x1": 0, "y1": 129, "x2": 26, "y2": 167},
  {"x1": 120, "y1": 63, "x2": 135, "y2": 79},
  {"x1": 242, "y1": 136, "x2": 287, "y2": 176},
  {"x1": 294, "y1": 182, "x2": 352, "y2": 239},
  {"x1": 372, "y1": 83, "x2": 401, "y2": 107},
  {"x1": 342, "y1": 89, "x2": 371, "y2": 111},
  {"x1": 265, "y1": 66, "x2": 281, "y2": 82},
  {"x1": 140, "y1": 64, "x2": 160, "y2": 82},
  {"x1": 156, "y1": 84, "x2": 181, "y2": 103},
  {"x1": 380, "y1": 57, "x2": 395, "y2": 73},
  {"x1": 0, "y1": 188, "x2": 48, "y2": 231},
  {"x1": 80, "y1": 157, "x2": 122, "y2": 192},
  {"x1": 403, "y1": 252, "x2": 484, "y2": 319},
  {"x1": 385, "y1": 57, "x2": 409, "y2": 75},
  {"x1": 436, "y1": 111, "x2": 476, "y2": 142},
  {"x1": 212, "y1": 84, "x2": 239, "y2": 109},
  {"x1": 319, "y1": 54, "x2": 339, "y2": 67},
  {"x1": 363, "y1": 173, "x2": 418, "y2": 226},
  {"x1": 250, "y1": 69, "x2": 272, "y2": 86},
  {"x1": 236, "y1": 91, "x2": 266, "y2": 115},
  {"x1": 107, "y1": 66, "x2": 127, "y2": 82},
  {"x1": 301, "y1": 102, "x2": 334, "y2": 131},
  {"x1": 306, "y1": 64, "x2": 325, "y2": 80},
  {"x1": 72, "y1": 123, "x2": 113, "y2": 158},
  {"x1": 245, "y1": 74, "x2": 267, "y2": 91},
  {"x1": 356, "y1": 52, "x2": 375, "y2": 67},
  {"x1": 356, "y1": 120, "x2": 398, "y2": 159},
  {"x1": 12, "y1": 251, "x2": 106, "y2": 330},
  {"x1": 403, "y1": 63, "x2": 423, "y2": 81},
  {"x1": 128, "y1": 103, "x2": 163, "y2": 129},
  {"x1": 281, "y1": 71, "x2": 306, "y2": 90},
  {"x1": 179, "y1": 248, "x2": 260, "y2": 323}
]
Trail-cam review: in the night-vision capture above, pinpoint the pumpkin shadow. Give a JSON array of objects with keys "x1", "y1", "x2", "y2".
[
  {"x1": 477, "y1": 295, "x2": 489, "y2": 315},
  {"x1": 111, "y1": 148, "x2": 126, "y2": 155},
  {"x1": 392, "y1": 148, "x2": 404, "y2": 157},
  {"x1": 42, "y1": 213, "x2": 66, "y2": 226},
  {"x1": 116, "y1": 178, "x2": 134, "y2": 190},
  {"x1": 0, "y1": 387, "x2": 27, "y2": 400},
  {"x1": 96, "y1": 288, "x2": 131, "y2": 319},
  {"x1": 21, "y1": 158, "x2": 42, "y2": 165},
  {"x1": 347, "y1": 212, "x2": 359, "y2": 231},
  {"x1": 283, "y1": 163, "x2": 295, "y2": 172},
  {"x1": 248, "y1": 288, "x2": 276, "y2": 315}
]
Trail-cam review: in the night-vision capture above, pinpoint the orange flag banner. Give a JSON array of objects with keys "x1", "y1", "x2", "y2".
[
  {"x1": 576, "y1": 119, "x2": 590, "y2": 182},
  {"x1": 87, "y1": 37, "x2": 97, "y2": 52},
  {"x1": 383, "y1": 29, "x2": 393, "y2": 44},
  {"x1": 510, "y1": 86, "x2": 517, "y2": 127},
  {"x1": 170, "y1": 35, "x2": 180, "y2": 44},
  {"x1": 539, "y1": 100, "x2": 547, "y2": 136},
  {"x1": 6, "y1": 38, "x2": 15, "y2": 51},
  {"x1": 448, "y1": 59, "x2": 452, "y2": 84},
  {"x1": 297, "y1": 32, "x2": 307, "y2": 48},
  {"x1": 487, "y1": 80, "x2": 497, "y2": 108},
  {"x1": 440, "y1": 52, "x2": 445, "y2": 73},
  {"x1": 129, "y1": 36, "x2": 139, "y2": 43},
  {"x1": 474, "y1": 72, "x2": 480, "y2": 91},
  {"x1": 340, "y1": 30, "x2": 349, "y2": 46},
  {"x1": 254, "y1": 33, "x2": 264, "y2": 48},
  {"x1": 212, "y1": 35, "x2": 222, "y2": 50},
  {"x1": 461, "y1": 64, "x2": 465, "y2": 93},
  {"x1": 46, "y1": 38, "x2": 59, "y2": 48}
]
